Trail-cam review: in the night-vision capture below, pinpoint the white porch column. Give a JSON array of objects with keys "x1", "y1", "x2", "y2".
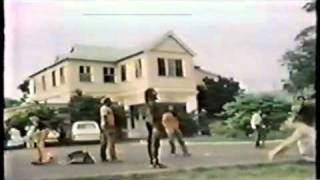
[
  {"x1": 186, "y1": 95, "x2": 197, "y2": 113},
  {"x1": 124, "y1": 105, "x2": 132, "y2": 132}
]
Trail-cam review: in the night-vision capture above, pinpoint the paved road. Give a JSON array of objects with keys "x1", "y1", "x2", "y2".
[{"x1": 4, "y1": 140, "x2": 302, "y2": 180}]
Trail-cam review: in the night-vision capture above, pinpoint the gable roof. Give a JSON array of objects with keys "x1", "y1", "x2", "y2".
[
  {"x1": 144, "y1": 31, "x2": 196, "y2": 56},
  {"x1": 58, "y1": 44, "x2": 143, "y2": 62},
  {"x1": 58, "y1": 31, "x2": 195, "y2": 62}
]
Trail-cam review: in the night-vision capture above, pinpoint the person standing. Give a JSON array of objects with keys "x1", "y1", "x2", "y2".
[
  {"x1": 144, "y1": 88, "x2": 167, "y2": 168},
  {"x1": 250, "y1": 110, "x2": 265, "y2": 148},
  {"x1": 162, "y1": 105, "x2": 190, "y2": 156},
  {"x1": 100, "y1": 97, "x2": 117, "y2": 162}
]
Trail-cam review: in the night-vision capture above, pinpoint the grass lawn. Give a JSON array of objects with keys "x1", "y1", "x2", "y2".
[
  {"x1": 185, "y1": 135, "x2": 250, "y2": 142},
  {"x1": 67, "y1": 162, "x2": 315, "y2": 180}
]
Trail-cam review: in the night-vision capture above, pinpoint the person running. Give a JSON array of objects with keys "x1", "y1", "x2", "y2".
[
  {"x1": 269, "y1": 96, "x2": 315, "y2": 162},
  {"x1": 100, "y1": 97, "x2": 118, "y2": 162},
  {"x1": 162, "y1": 105, "x2": 190, "y2": 156},
  {"x1": 250, "y1": 110, "x2": 266, "y2": 148},
  {"x1": 144, "y1": 88, "x2": 167, "y2": 168}
]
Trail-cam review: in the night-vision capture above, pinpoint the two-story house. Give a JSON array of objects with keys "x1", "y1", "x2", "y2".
[{"x1": 25, "y1": 31, "x2": 218, "y2": 137}]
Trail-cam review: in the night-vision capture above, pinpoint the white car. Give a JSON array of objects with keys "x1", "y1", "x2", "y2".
[
  {"x1": 71, "y1": 121, "x2": 100, "y2": 142},
  {"x1": 45, "y1": 130, "x2": 60, "y2": 143},
  {"x1": 5, "y1": 128, "x2": 25, "y2": 149}
]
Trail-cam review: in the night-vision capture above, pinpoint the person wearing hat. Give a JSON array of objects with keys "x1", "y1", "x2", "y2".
[
  {"x1": 29, "y1": 114, "x2": 53, "y2": 165},
  {"x1": 100, "y1": 97, "x2": 117, "y2": 162}
]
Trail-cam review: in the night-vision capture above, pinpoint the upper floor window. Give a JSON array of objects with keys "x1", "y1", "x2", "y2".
[
  {"x1": 157, "y1": 58, "x2": 166, "y2": 76},
  {"x1": 168, "y1": 59, "x2": 183, "y2": 77},
  {"x1": 52, "y1": 70, "x2": 56, "y2": 87},
  {"x1": 103, "y1": 67, "x2": 115, "y2": 83},
  {"x1": 158, "y1": 58, "x2": 183, "y2": 77},
  {"x1": 121, "y1": 65, "x2": 127, "y2": 81},
  {"x1": 135, "y1": 59, "x2": 142, "y2": 78},
  {"x1": 33, "y1": 79, "x2": 37, "y2": 94},
  {"x1": 79, "y1": 66, "x2": 91, "y2": 82},
  {"x1": 41, "y1": 75, "x2": 46, "y2": 91},
  {"x1": 60, "y1": 67, "x2": 65, "y2": 84}
]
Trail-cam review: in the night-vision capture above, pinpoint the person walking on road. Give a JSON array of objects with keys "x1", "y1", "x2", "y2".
[{"x1": 250, "y1": 110, "x2": 266, "y2": 148}]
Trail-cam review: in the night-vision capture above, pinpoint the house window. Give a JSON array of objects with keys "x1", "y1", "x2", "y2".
[
  {"x1": 157, "y1": 58, "x2": 166, "y2": 76},
  {"x1": 135, "y1": 59, "x2": 142, "y2": 78},
  {"x1": 79, "y1": 65, "x2": 91, "y2": 82},
  {"x1": 121, "y1": 65, "x2": 126, "y2": 81},
  {"x1": 168, "y1": 59, "x2": 176, "y2": 77},
  {"x1": 33, "y1": 79, "x2": 37, "y2": 94},
  {"x1": 175, "y1": 59, "x2": 183, "y2": 77},
  {"x1": 52, "y1": 70, "x2": 56, "y2": 87},
  {"x1": 60, "y1": 67, "x2": 65, "y2": 84},
  {"x1": 103, "y1": 67, "x2": 115, "y2": 83},
  {"x1": 41, "y1": 75, "x2": 46, "y2": 91},
  {"x1": 167, "y1": 59, "x2": 183, "y2": 77}
]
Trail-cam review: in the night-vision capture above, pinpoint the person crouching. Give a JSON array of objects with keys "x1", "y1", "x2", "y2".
[
  {"x1": 162, "y1": 105, "x2": 190, "y2": 156},
  {"x1": 29, "y1": 115, "x2": 53, "y2": 165}
]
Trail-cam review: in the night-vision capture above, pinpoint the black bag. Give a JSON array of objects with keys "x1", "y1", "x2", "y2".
[{"x1": 67, "y1": 150, "x2": 95, "y2": 164}]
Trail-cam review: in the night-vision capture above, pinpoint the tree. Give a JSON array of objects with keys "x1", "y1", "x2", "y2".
[
  {"x1": 280, "y1": 1, "x2": 316, "y2": 93},
  {"x1": 5, "y1": 98, "x2": 21, "y2": 108},
  {"x1": 68, "y1": 93, "x2": 101, "y2": 123},
  {"x1": 197, "y1": 76, "x2": 243, "y2": 116},
  {"x1": 17, "y1": 80, "x2": 30, "y2": 102}
]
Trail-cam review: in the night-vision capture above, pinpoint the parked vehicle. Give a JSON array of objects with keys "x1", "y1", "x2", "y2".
[
  {"x1": 45, "y1": 130, "x2": 60, "y2": 143},
  {"x1": 71, "y1": 121, "x2": 100, "y2": 142},
  {"x1": 5, "y1": 128, "x2": 25, "y2": 150}
]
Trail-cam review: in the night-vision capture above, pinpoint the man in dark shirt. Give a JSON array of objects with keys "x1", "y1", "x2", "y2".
[{"x1": 144, "y1": 88, "x2": 167, "y2": 168}]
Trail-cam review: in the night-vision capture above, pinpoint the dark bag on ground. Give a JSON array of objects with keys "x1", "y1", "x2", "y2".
[{"x1": 67, "y1": 150, "x2": 95, "y2": 164}]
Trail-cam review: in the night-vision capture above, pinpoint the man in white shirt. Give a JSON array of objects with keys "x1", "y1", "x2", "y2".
[
  {"x1": 100, "y1": 97, "x2": 117, "y2": 162},
  {"x1": 250, "y1": 110, "x2": 265, "y2": 148}
]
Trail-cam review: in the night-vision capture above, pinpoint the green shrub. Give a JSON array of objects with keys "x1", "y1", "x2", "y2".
[
  {"x1": 224, "y1": 128, "x2": 248, "y2": 139},
  {"x1": 209, "y1": 121, "x2": 229, "y2": 135},
  {"x1": 178, "y1": 113, "x2": 198, "y2": 137},
  {"x1": 221, "y1": 94, "x2": 291, "y2": 134}
]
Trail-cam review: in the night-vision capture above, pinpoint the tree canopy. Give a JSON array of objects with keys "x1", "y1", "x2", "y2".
[
  {"x1": 17, "y1": 80, "x2": 30, "y2": 102},
  {"x1": 281, "y1": 1, "x2": 316, "y2": 93},
  {"x1": 197, "y1": 76, "x2": 243, "y2": 116}
]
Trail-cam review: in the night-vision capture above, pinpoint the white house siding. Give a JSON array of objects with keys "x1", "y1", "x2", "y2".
[{"x1": 29, "y1": 61, "x2": 72, "y2": 103}]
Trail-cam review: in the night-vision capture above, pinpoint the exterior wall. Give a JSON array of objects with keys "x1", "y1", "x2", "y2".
[
  {"x1": 152, "y1": 37, "x2": 187, "y2": 54},
  {"x1": 29, "y1": 61, "x2": 73, "y2": 103},
  {"x1": 114, "y1": 54, "x2": 149, "y2": 105},
  {"x1": 144, "y1": 38, "x2": 197, "y2": 112},
  {"x1": 66, "y1": 60, "x2": 118, "y2": 99}
]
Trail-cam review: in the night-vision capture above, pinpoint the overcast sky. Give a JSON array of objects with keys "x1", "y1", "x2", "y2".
[{"x1": 4, "y1": 0, "x2": 315, "y2": 99}]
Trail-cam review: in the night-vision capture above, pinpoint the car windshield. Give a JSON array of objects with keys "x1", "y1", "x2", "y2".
[{"x1": 77, "y1": 123, "x2": 96, "y2": 129}]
